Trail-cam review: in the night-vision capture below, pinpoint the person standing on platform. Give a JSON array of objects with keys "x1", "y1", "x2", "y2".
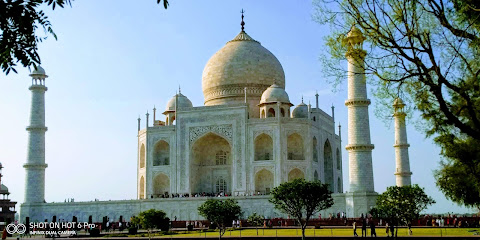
[
  {"x1": 385, "y1": 222, "x2": 390, "y2": 237},
  {"x1": 353, "y1": 221, "x2": 358, "y2": 237},
  {"x1": 370, "y1": 219, "x2": 376, "y2": 237},
  {"x1": 390, "y1": 222, "x2": 395, "y2": 237},
  {"x1": 362, "y1": 217, "x2": 367, "y2": 237}
]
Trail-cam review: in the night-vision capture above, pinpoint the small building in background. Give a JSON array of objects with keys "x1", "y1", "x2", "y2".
[{"x1": 0, "y1": 163, "x2": 17, "y2": 229}]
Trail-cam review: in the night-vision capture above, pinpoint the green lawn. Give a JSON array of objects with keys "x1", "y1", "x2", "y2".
[{"x1": 113, "y1": 227, "x2": 479, "y2": 238}]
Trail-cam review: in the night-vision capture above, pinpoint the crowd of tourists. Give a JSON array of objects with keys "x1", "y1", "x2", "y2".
[
  {"x1": 349, "y1": 213, "x2": 480, "y2": 237},
  {"x1": 149, "y1": 192, "x2": 232, "y2": 198},
  {"x1": 420, "y1": 214, "x2": 480, "y2": 228},
  {"x1": 148, "y1": 191, "x2": 272, "y2": 199}
]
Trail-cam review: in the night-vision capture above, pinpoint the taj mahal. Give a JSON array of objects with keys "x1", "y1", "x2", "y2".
[{"x1": 19, "y1": 16, "x2": 413, "y2": 223}]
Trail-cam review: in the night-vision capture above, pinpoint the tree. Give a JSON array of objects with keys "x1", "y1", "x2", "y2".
[
  {"x1": 198, "y1": 199, "x2": 242, "y2": 239},
  {"x1": 0, "y1": 0, "x2": 169, "y2": 75},
  {"x1": 131, "y1": 209, "x2": 170, "y2": 239},
  {"x1": 269, "y1": 179, "x2": 333, "y2": 240},
  {"x1": 370, "y1": 185, "x2": 435, "y2": 238},
  {"x1": 434, "y1": 136, "x2": 480, "y2": 209},
  {"x1": 313, "y1": 0, "x2": 480, "y2": 208},
  {"x1": 247, "y1": 212, "x2": 264, "y2": 236}
]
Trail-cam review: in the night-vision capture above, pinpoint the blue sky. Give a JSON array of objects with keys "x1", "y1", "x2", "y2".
[{"x1": 0, "y1": 0, "x2": 474, "y2": 214}]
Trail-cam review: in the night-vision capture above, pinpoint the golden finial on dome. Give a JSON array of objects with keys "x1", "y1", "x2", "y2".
[{"x1": 241, "y1": 9, "x2": 245, "y2": 32}]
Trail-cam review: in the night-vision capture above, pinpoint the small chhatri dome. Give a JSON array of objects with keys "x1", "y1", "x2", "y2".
[
  {"x1": 32, "y1": 65, "x2": 46, "y2": 75},
  {"x1": 164, "y1": 92, "x2": 193, "y2": 112},
  {"x1": 345, "y1": 25, "x2": 366, "y2": 45},
  {"x1": 393, "y1": 97, "x2": 406, "y2": 114},
  {"x1": 393, "y1": 97, "x2": 405, "y2": 107},
  {"x1": 292, "y1": 99, "x2": 308, "y2": 118},
  {"x1": 260, "y1": 83, "x2": 290, "y2": 104},
  {"x1": 29, "y1": 65, "x2": 47, "y2": 78},
  {"x1": 0, "y1": 184, "x2": 8, "y2": 194}
]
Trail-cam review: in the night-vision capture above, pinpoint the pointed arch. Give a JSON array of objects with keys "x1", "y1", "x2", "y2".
[
  {"x1": 288, "y1": 168, "x2": 304, "y2": 181},
  {"x1": 324, "y1": 140, "x2": 334, "y2": 192},
  {"x1": 255, "y1": 133, "x2": 273, "y2": 161},
  {"x1": 287, "y1": 133, "x2": 304, "y2": 160},
  {"x1": 336, "y1": 148, "x2": 341, "y2": 170},
  {"x1": 191, "y1": 132, "x2": 231, "y2": 194},
  {"x1": 261, "y1": 109, "x2": 266, "y2": 118},
  {"x1": 313, "y1": 137, "x2": 318, "y2": 162},
  {"x1": 153, "y1": 173, "x2": 170, "y2": 197},
  {"x1": 255, "y1": 169, "x2": 274, "y2": 194},
  {"x1": 267, "y1": 108, "x2": 275, "y2": 117},
  {"x1": 337, "y1": 177, "x2": 342, "y2": 193},
  {"x1": 314, "y1": 170, "x2": 319, "y2": 181},
  {"x1": 153, "y1": 140, "x2": 169, "y2": 166},
  {"x1": 139, "y1": 144, "x2": 146, "y2": 168},
  {"x1": 281, "y1": 108, "x2": 285, "y2": 117},
  {"x1": 139, "y1": 176, "x2": 145, "y2": 199}
]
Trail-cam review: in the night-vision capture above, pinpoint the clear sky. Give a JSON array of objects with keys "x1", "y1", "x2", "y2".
[{"x1": 0, "y1": 0, "x2": 474, "y2": 214}]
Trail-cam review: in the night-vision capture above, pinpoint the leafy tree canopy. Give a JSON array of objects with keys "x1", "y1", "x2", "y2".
[
  {"x1": 269, "y1": 179, "x2": 333, "y2": 240},
  {"x1": 247, "y1": 212, "x2": 264, "y2": 227},
  {"x1": 313, "y1": 0, "x2": 480, "y2": 208},
  {"x1": 434, "y1": 136, "x2": 480, "y2": 208},
  {"x1": 370, "y1": 184, "x2": 435, "y2": 237},
  {"x1": 131, "y1": 209, "x2": 169, "y2": 239},
  {"x1": 0, "y1": 0, "x2": 169, "y2": 75},
  {"x1": 198, "y1": 199, "x2": 242, "y2": 238}
]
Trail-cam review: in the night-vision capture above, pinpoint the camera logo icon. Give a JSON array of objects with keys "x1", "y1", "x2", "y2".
[{"x1": 6, "y1": 223, "x2": 26, "y2": 234}]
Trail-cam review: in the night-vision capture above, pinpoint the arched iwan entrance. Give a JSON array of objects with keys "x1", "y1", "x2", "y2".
[
  {"x1": 288, "y1": 168, "x2": 304, "y2": 181},
  {"x1": 191, "y1": 132, "x2": 231, "y2": 195},
  {"x1": 153, "y1": 173, "x2": 170, "y2": 197},
  {"x1": 254, "y1": 133, "x2": 273, "y2": 161},
  {"x1": 139, "y1": 176, "x2": 145, "y2": 199},
  {"x1": 255, "y1": 169, "x2": 273, "y2": 194},
  {"x1": 287, "y1": 133, "x2": 304, "y2": 160},
  {"x1": 336, "y1": 148, "x2": 341, "y2": 170},
  {"x1": 324, "y1": 140, "x2": 334, "y2": 192},
  {"x1": 337, "y1": 177, "x2": 342, "y2": 193},
  {"x1": 153, "y1": 141, "x2": 169, "y2": 166},
  {"x1": 139, "y1": 144, "x2": 145, "y2": 168}
]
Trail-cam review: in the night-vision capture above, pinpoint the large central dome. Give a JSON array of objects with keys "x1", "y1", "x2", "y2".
[{"x1": 202, "y1": 31, "x2": 285, "y2": 116}]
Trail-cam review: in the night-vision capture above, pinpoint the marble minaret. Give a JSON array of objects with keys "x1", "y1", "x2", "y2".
[
  {"x1": 24, "y1": 66, "x2": 48, "y2": 203},
  {"x1": 344, "y1": 27, "x2": 377, "y2": 217},
  {"x1": 344, "y1": 27, "x2": 375, "y2": 192},
  {"x1": 393, "y1": 98, "x2": 412, "y2": 186}
]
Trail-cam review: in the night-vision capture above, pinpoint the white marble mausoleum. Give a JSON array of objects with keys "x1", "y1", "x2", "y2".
[{"x1": 19, "y1": 19, "x2": 413, "y2": 223}]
